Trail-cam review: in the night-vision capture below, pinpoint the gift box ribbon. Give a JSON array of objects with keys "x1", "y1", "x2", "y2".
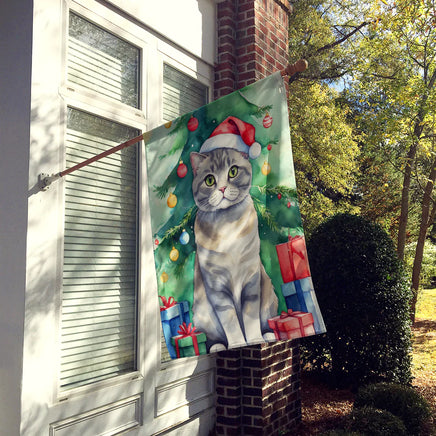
[
  {"x1": 175, "y1": 322, "x2": 199, "y2": 357},
  {"x1": 280, "y1": 309, "x2": 293, "y2": 318},
  {"x1": 159, "y1": 295, "x2": 176, "y2": 311},
  {"x1": 288, "y1": 235, "x2": 305, "y2": 260}
]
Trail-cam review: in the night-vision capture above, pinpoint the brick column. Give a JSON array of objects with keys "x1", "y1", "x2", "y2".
[
  {"x1": 215, "y1": 0, "x2": 291, "y2": 99},
  {"x1": 214, "y1": 1, "x2": 301, "y2": 435}
]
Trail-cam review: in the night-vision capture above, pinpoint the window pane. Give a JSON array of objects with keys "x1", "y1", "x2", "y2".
[
  {"x1": 61, "y1": 108, "x2": 138, "y2": 389},
  {"x1": 162, "y1": 64, "x2": 208, "y2": 122},
  {"x1": 68, "y1": 13, "x2": 140, "y2": 108},
  {"x1": 161, "y1": 65, "x2": 208, "y2": 362}
]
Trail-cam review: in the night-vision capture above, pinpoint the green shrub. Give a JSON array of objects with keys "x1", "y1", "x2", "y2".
[
  {"x1": 303, "y1": 213, "x2": 412, "y2": 387},
  {"x1": 354, "y1": 382, "x2": 432, "y2": 435},
  {"x1": 344, "y1": 406, "x2": 407, "y2": 436}
]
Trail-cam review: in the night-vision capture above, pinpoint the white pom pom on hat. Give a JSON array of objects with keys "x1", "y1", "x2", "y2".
[{"x1": 199, "y1": 116, "x2": 262, "y2": 159}]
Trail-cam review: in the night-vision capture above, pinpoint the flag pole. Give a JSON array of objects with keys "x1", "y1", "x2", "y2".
[
  {"x1": 38, "y1": 133, "x2": 145, "y2": 190},
  {"x1": 280, "y1": 59, "x2": 308, "y2": 81},
  {"x1": 38, "y1": 60, "x2": 307, "y2": 191}
]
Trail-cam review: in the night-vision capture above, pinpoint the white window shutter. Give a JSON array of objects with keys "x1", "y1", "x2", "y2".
[{"x1": 61, "y1": 109, "x2": 139, "y2": 389}]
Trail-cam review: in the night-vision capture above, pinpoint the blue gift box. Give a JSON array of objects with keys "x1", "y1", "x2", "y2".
[
  {"x1": 281, "y1": 277, "x2": 326, "y2": 334},
  {"x1": 160, "y1": 301, "x2": 191, "y2": 359}
]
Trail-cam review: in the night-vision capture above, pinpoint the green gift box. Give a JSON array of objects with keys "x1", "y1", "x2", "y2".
[{"x1": 171, "y1": 323, "x2": 207, "y2": 358}]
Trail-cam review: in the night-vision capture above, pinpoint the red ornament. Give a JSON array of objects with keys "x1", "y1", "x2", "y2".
[
  {"x1": 155, "y1": 238, "x2": 159, "y2": 246},
  {"x1": 267, "y1": 144, "x2": 272, "y2": 151},
  {"x1": 277, "y1": 193, "x2": 282, "y2": 200},
  {"x1": 263, "y1": 113, "x2": 273, "y2": 128},
  {"x1": 187, "y1": 116, "x2": 199, "y2": 131},
  {"x1": 287, "y1": 201, "x2": 291, "y2": 208},
  {"x1": 177, "y1": 161, "x2": 188, "y2": 178}
]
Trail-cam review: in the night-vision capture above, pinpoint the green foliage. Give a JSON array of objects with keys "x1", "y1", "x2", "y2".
[
  {"x1": 289, "y1": 81, "x2": 360, "y2": 235},
  {"x1": 344, "y1": 406, "x2": 407, "y2": 436},
  {"x1": 405, "y1": 242, "x2": 436, "y2": 289},
  {"x1": 303, "y1": 213, "x2": 413, "y2": 387},
  {"x1": 354, "y1": 383, "x2": 432, "y2": 435}
]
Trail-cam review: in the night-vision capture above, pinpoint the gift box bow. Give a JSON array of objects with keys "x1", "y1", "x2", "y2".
[
  {"x1": 159, "y1": 295, "x2": 176, "y2": 311},
  {"x1": 174, "y1": 322, "x2": 201, "y2": 357},
  {"x1": 280, "y1": 309, "x2": 294, "y2": 319},
  {"x1": 177, "y1": 322, "x2": 197, "y2": 337}
]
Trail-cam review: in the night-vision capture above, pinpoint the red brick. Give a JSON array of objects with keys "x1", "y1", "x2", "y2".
[{"x1": 215, "y1": 1, "x2": 298, "y2": 431}]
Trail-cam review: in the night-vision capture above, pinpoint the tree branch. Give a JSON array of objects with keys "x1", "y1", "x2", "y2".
[{"x1": 315, "y1": 21, "x2": 371, "y2": 55}]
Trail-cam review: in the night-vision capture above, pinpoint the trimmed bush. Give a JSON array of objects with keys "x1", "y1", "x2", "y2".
[
  {"x1": 303, "y1": 213, "x2": 412, "y2": 387},
  {"x1": 344, "y1": 406, "x2": 407, "y2": 436},
  {"x1": 354, "y1": 382, "x2": 432, "y2": 435}
]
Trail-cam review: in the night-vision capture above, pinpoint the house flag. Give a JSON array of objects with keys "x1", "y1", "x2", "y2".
[{"x1": 144, "y1": 72, "x2": 326, "y2": 358}]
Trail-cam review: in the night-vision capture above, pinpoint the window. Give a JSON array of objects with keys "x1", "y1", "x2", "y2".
[
  {"x1": 60, "y1": 13, "x2": 140, "y2": 390},
  {"x1": 68, "y1": 12, "x2": 140, "y2": 108},
  {"x1": 162, "y1": 63, "x2": 208, "y2": 122}
]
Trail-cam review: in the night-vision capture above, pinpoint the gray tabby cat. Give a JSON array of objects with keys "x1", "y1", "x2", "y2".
[{"x1": 190, "y1": 147, "x2": 278, "y2": 352}]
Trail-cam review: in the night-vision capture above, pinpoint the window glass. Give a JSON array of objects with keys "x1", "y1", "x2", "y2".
[{"x1": 68, "y1": 13, "x2": 140, "y2": 108}]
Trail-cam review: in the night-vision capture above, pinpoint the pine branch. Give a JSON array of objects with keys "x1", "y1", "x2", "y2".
[
  {"x1": 252, "y1": 196, "x2": 279, "y2": 232},
  {"x1": 153, "y1": 181, "x2": 172, "y2": 199},
  {"x1": 252, "y1": 184, "x2": 299, "y2": 199},
  {"x1": 237, "y1": 90, "x2": 272, "y2": 118},
  {"x1": 159, "y1": 114, "x2": 191, "y2": 160},
  {"x1": 160, "y1": 205, "x2": 198, "y2": 245}
]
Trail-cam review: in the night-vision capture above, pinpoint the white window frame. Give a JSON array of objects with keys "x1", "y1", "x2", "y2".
[
  {"x1": 57, "y1": 1, "x2": 150, "y2": 402},
  {"x1": 25, "y1": 0, "x2": 216, "y2": 433}
]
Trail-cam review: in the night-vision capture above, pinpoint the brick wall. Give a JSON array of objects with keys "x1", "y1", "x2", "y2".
[
  {"x1": 214, "y1": 1, "x2": 302, "y2": 434},
  {"x1": 215, "y1": 0, "x2": 291, "y2": 99}
]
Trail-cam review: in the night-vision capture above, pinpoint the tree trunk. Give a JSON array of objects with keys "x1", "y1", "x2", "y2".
[
  {"x1": 398, "y1": 70, "x2": 436, "y2": 260},
  {"x1": 410, "y1": 156, "x2": 436, "y2": 323},
  {"x1": 397, "y1": 143, "x2": 418, "y2": 261}
]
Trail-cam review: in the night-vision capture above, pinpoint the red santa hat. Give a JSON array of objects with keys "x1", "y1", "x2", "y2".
[{"x1": 199, "y1": 116, "x2": 262, "y2": 159}]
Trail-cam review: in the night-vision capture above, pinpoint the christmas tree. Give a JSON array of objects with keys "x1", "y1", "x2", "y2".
[{"x1": 145, "y1": 75, "x2": 303, "y2": 314}]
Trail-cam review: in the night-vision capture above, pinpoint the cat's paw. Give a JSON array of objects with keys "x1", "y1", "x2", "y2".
[
  {"x1": 209, "y1": 343, "x2": 227, "y2": 353},
  {"x1": 263, "y1": 332, "x2": 276, "y2": 342}
]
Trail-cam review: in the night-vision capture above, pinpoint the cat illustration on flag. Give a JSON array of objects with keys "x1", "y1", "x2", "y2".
[{"x1": 190, "y1": 117, "x2": 278, "y2": 352}]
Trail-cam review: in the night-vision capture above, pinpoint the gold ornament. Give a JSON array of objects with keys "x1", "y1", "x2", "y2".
[
  {"x1": 167, "y1": 193, "x2": 177, "y2": 208},
  {"x1": 161, "y1": 271, "x2": 169, "y2": 283},
  {"x1": 261, "y1": 161, "x2": 271, "y2": 175},
  {"x1": 169, "y1": 246, "x2": 179, "y2": 262}
]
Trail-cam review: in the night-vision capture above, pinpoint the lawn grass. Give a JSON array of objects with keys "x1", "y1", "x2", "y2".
[
  {"x1": 412, "y1": 288, "x2": 436, "y2": 382},
  {"x1": 416, "y1": 288, "x2": 436, "y2": 320}
]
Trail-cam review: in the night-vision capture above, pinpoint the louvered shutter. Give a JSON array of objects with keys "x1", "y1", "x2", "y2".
[
  {"x1": 60, "y1": 11, "x2": 140, "y2": 390},
  {"x1": 61, "y1": 109, "x2": 139, "y2": 389},
  {"x1": 160, "y1": 64, "x2": 208, "y2": 362},
  {"x1": 162, "y1": 64, "x2": 208, "y2": 122}
]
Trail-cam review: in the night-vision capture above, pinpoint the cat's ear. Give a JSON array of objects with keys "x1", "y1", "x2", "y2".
[{"x1": 190, "y1": 152, "x2": 208, "y2": 176}]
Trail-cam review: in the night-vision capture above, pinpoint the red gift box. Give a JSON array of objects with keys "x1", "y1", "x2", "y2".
[
  {"x1": 268, "y1": 310, "x2": 315, "y2": 340},
  {"x1": 275, "y1": 235, "x2": 310, "y2": 282}
]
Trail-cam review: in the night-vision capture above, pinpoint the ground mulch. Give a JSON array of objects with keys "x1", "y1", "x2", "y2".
[
  {"x1": 294, "y1": 320, "x2": 435, "y2": 435},
  {"x1": 295, "y1": 372, "x2": 355, "y2": 435}
]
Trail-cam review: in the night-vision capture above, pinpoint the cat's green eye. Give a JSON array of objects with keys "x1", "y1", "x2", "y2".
[
  {"x1": 204, "y1": 174, "x2": 215, "y2": 187},
  {"x1": 228, "y1": 165, "x2": 238, "y2": 178}
]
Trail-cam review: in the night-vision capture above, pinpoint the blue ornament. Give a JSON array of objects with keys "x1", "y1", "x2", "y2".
[{"x1": 179, "y1": 229, "x2": 189, "y2": 245}]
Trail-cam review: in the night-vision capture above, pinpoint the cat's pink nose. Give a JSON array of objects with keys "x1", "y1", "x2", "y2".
[{"x1": 219, "y1": 186, "x2": 226, "y2": 193}]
